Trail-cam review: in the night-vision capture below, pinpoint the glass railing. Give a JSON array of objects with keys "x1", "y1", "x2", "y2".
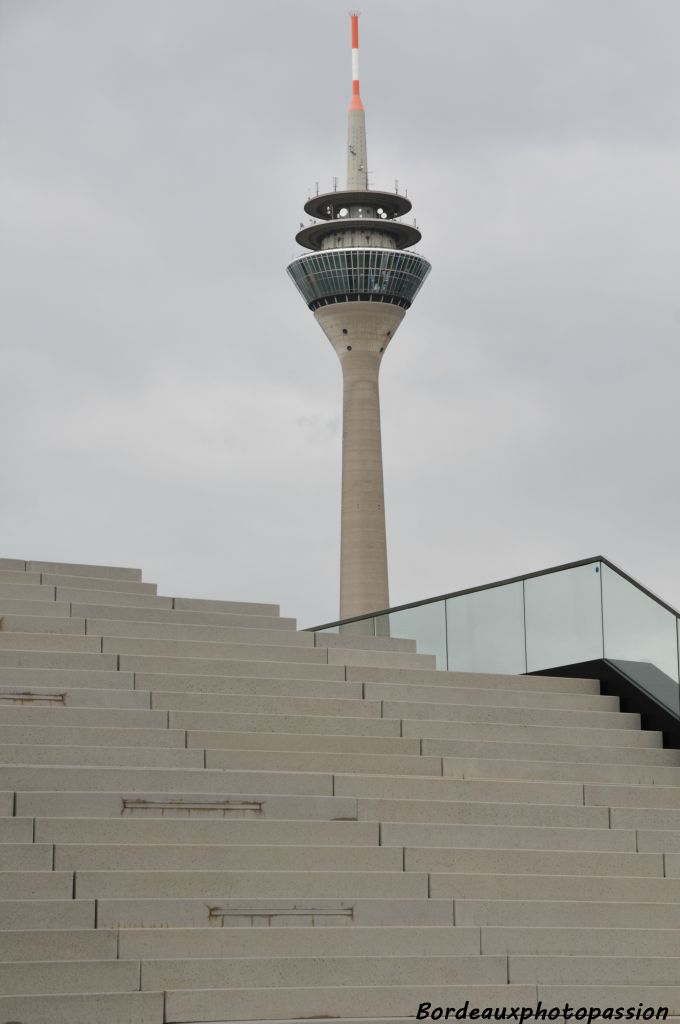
[{"x1": 310, "y1": 557, "x2": 680, "y2": 720}]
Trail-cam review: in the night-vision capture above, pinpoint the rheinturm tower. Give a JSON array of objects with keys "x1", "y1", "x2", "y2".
[{"x1": 288, "y1": 13, "x2": 431, "y2": 619}]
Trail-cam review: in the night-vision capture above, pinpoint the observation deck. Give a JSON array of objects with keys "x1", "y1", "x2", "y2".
[{"x1": 287, "y1": 246, "x2": 431, "y2": 311}]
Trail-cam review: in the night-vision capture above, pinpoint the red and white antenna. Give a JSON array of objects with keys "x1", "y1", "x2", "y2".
[
  {"x1": 349, "y1": 11, "x2": 363, "y2": 112},
  {"x1": 346, "y1": 10, "x2": 368, "y2": 189}
]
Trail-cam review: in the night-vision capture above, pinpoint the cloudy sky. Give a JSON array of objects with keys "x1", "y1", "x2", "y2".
[{"x1": 2, "y1": 0, "x2": 679, "y2": 627}]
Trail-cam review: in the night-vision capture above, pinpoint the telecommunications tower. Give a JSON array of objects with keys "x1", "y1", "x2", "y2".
[{"x1": 287, "y1": 13, "x2": 431, "y2": 619}]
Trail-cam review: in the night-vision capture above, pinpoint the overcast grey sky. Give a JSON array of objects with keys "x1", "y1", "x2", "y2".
[{"x1": 2, "y1": 0, "x2": 679, "y2": 626}]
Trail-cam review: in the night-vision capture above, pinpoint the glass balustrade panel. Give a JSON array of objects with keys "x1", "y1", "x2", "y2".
[
  {"x1": 377, "y1": 603, "x2": 447, "y2": 668},
  {"x1": 446, "y1": 582, "x2": 526, "y2": 674},
  {"x1": 525, "y1": 562, "x2": 603, "y2": 672},
  {"x1": 601, "y1": 563, "x2": 680, "y2": 695}
]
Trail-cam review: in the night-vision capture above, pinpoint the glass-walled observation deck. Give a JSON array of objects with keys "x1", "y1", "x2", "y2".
[
  {"x1": 309, "y1": 557, "x2": 680, "y2": 725},
  {"x1": 287, "y1": 248, "x2": 431, "y2": 311}
]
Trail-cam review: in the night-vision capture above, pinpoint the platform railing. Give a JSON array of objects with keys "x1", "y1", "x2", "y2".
[{"x1": 309, "y1": 556, "x2": 680, "y2": 720}]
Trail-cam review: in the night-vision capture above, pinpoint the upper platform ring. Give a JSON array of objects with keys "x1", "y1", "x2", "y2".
[
  {"x1": 304, "y1": 189, "x2": 412, "y2": 221},
  {"x1": 296, "y1": 218, "x2": 421, "y2": 251}
]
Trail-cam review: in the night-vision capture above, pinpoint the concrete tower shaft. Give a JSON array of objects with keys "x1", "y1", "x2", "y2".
[
  {"x1": 287, "y1": 13, "x2": 431, "y2": 619},
  {"x1": 314, "y1": 301, "x2": 405, "y2": 617}
]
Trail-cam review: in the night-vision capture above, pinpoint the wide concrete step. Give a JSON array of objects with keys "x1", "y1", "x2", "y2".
[
  {"x1": 40, "y1": 573, "x2": 153, "y2": 593},
  {"x1": 5, "y1": 765, "x2": 333, "y2": 794},
  {"x1": 0, "y1": 722, "x2": 186, "y2": 748},
  {"x1": 153, "y1": 691, "x2": 381, "y2": 719},
  {"x1": 442, "y1": 755, "x2": 680, "y2": 785},
  {"x1": 381, "y1": 821, "x2": 635, "y2": 851},
  {"x1": 97, "y1": 896, "x2": 454, "y2": 929},
  {"x1": 0, "y1": 992, "x2": 163, "y2": 1024},
  {"x1": 25, "y1": 559, "x2": 142, "y2": 581},
  {"x1": 0, "y1": 684, "x2": 149, "y2": 708},
  {"x1": 118, "y1": 650, "x2": 434, "y2": 675},
  {"x1": 141, "y1": 953, "x2": 508, "y2": 990},
  {"x1": 35, "y1": 818, "x2": 376, "y2": 845},
  {"x1": 0, "y1": 705, "x2": 167, "y2": 728},
  {"x1": 406, "y1": 846, "x2": 664, "y2": 877},
  {"x1": 72, "y1": 602, "x2": 297, "y2": 628},
  {"x1": 456, "y1": 898, "x2": 680, "y2": 927},
  {"x1": 55, "y1": 843, "x2": 401, "y2": 871},
  {"x1": 119, "y1": 924, "x2": 480, "y2": 959},
  {"x1": 186, "y1": 729, "x2": 419, "y2": 755},
  {"x1": 0, "y1": 569, "x2": 42, "y2": 585},
  {"x1": 90, "y1": 617, "x2": 312, "y2": 645},
  {"x1": 314, "y1": 632, "x2": 417, "y2": 652},
  {"x1": 639, "y1": 831, "x2": 680, "y2": 853},
  {"x1": 0, "y1": 844, "x2": 52, "y2": 869},
  {"x1": 329, "y1": 648, "x2": 435, "y2": 669},
  {"x1": 0, "y1": 928, "x2": 117, "y2": 961},
  {"x1": 58, "y1": 587, "x2": 173, "y2": 607},
  {"x1": 366, "y1": 680, "x2": 616, "y2": 710},
  {"x1": 0, "y1": 899, "x2": 94, "y2": 929},
  {"x1": 482, "y1": 926, "x2": 680, "y2": 956},
  {"x1": 333, "y1": 774, "x2": 587, "y2": 805},
  {"x1": 346, "y1": 666, "x2": 600, "y2": 693},
  {"x1": 107, "y1": 635, "x2": 330, "y2": 663},
  {"x1": 163, "y1": 985, "x2": 536, "y2": 1024},
  {"x1": 585, "y1": 782, "x2": 680, "y2": 809},
  {"x1": 172, "y1": 596, "x2": 280, "y2": 615},
  {"x1": 0, "y1": 667, "x2": 134, "y2": 689},
  {"x1": 0, "y1": 649, "x2": 118, "y2": 670},
  {"x1": 509, "y1": 954, "x2": 680, "y2": 985},
  {"x1": 167, "y1": 711, "x2": 400, "y2": 736},
  {"x1": 0, "y1": 598, "x2": 72, "y2": 617},
  {"x1": 72, "y1": 869, "x2": 429, "y2": 899},
  {"x1": 0, "y1": 958, "x2": 141, "y2": 995},
  {"x1": 18, "y1": 791, "x2": 357, "y2": 821},
  {"x1": 612, "y1": 807, "x2": 680, "y2": 830},
  {"x1": 130, "y1": 657, "x2": 349, "y2": 682},
  {"x1": 0, "y1": 819, "x2": 34, "y2": 843},
  {"x1": 0, "y1": 872, "x2": 73, "y2": 898},
  {"x1": 403, "y1": 718, "x2": 659, "y2": 747},
  {"x1": 0, "y1": 792, "x2": 13, "y2": 815},
  {"x1": 0, "y1": 583, "x2": 57, "y2": 602},
  {"x1": 204, "y1": 749, "x2": 442, "y2": 777},
  {"x1": 136, "y1": 672, "x2": 364, "y2": 699},
  {"x1": 0, "y1": 743, "x2": 203, "y2": 768},
  {"x1": 422, "y1": 736, "x2": 680, "y2": 766},
  {"x1": 430, "y1": 871, "x2": 680, "y2": 901},
  {"x1": 392, "y1": 700, "x2": 639, "y2": 730},
  {"x1": 357, "y1": 797, "x2": 608, "y2": 827},
  {"x1": 0, "y1": 613, "x2": 86, "y2": 634}
]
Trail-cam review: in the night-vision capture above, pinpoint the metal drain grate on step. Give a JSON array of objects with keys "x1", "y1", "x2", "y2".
[
  {"x1": 208, "y1": 902, "x2": 355, "y2": 926},
  {"x1": 121, "y1": 797, "x2": 264, "y2": 818}
]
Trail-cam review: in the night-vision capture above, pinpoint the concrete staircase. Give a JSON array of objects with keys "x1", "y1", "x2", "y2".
[{"x1": 0, "y1": 557, "x2": 679, "y2": 1023}]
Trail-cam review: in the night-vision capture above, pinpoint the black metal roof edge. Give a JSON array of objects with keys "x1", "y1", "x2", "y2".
[{"x1": 305, "y1": 554, "x2": 680, "y2": 631}]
